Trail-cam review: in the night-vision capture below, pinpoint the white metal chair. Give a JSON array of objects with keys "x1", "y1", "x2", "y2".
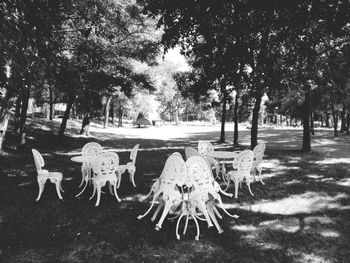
[
  {"x1": 31, "y1": 149, "x2": 63, "y2": 201},
  {"x1": 224, "y1": 150, "x2": 255, "y2": 198},
  {"x1": 76, "y1": 142, "x2": 103, "y2": 197},
  {"x1": 185, "y1": 156, "x2": 237, "y2": 238},
  {"x1": 137, "y1": 153, "x2": 185, "y2": 231},
  {"x1": 117, "y1": 144, "x2": 139, "y2": 188},
  {"x1": 90, "y1": 152, "x2": 121, "y2": 206},
  {"x1": 197, "y1": 141, "x2": 220, "y2": 177},
  {"x1": 252, "y1": 143, "x2": 266, "y2": 185}
]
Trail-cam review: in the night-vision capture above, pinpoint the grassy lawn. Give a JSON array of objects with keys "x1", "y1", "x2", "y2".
[{"x1": 0, "y1": 119, "x2": 349, "y2": 263}]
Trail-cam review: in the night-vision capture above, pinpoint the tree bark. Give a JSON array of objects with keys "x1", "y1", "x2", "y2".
[
  {"x1": 233, "y1": 90, "x2": 239, "y2": 146},
  {"x1": 340, "y1": 107, "x2": 346, "y2": 132},
  {"x1": 111, "y1": 101, "x2": 114, "y2": 124},
  {"x1": 104, "y1": 95, "x2": 112, "y2": 129},
  {"x1": 19, "y1": 86, "x2": 30, "y2": 137},
  {"x1": 80, "y1": 114, "x2": 91, "y2": 135},
  {"x1": 331, "y1": 100, "x2": 338, "y2": 137},
  {"x1": 118, "y1": 107, "x2": 124, "y2": 127},
  {"x1": 0, "y1": 112, "x2": 10, "y2": 151},
  {"x1": 346, "y1": 111, "x2": 350, "y2": 135},
  {"x1": 302, "y1": 85, "x2": 311, "y2": 152},
  {"x1": 325, "y1": 112, "x2": 330, "y2": 127},
  {"x1": 251, "y1": 92, "x2": 262, "y2": 149},
  {"x1": 58, "y1": 97, "x2": 74, "y2": 137},
  {"x1": 219, "y1": 90, "x2": 227, "y2": 143},
  {"x1": 14, "y1": 94, "x2": 22, "y2": 133},
  {"x1": 49, "y1": 86, "x2": 53, "y2": 120}
]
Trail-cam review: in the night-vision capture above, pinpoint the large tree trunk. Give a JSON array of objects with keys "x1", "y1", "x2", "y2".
[
  {"x1": 302, "y1": 85, "x2": 311, "y2": 152},
  {"x1": 111, "y1": 101, "x2": 114, "y2": 124},
  {"x1": 331, "y1": 100, "x2": 338, "y2": 137},
  {"x1": 310, "y1": 111, "x2": 315, "y2": 135},
  {"x1": 14, "y1": 94, "x2": 22, "y2": 133},
  {"x1": 104, "y1": 95, "x2": 112, "y2": 129},
  {"x1": 58, "y1": 97, "x2": 74, "y2": 137},
  {"x1": 80, "y1": 114, "x2": 91, "y2": 135},
  {"x1": 0, "y1": 112, "x2": 11, "y2": 151},
  {"x1": 346, "y1": 111, "x2": 350, "y2": 135},
  {"x1": 340, "y1": 106, "x2": 346, "y2": 132},
  {"x1": 49, "y1": 86, "x2": 53, "y2": 120},
  {"x1": 118, "y1": 107, "x2": 124, "y2": 127},
  {"x1": 219, "y1": 90, "x2": 227, "y2": 143},
  {"x1": 19, "y1": 86, "x2": 30, "y2": 138},
  {"x1": 233, "y1": 90, "x2": 239, "y2": 146},
  {"x1": 251, "y1": 92, "x2": 262, "y2": 149},
  {"x1": 325, "y1": 112, "x2": 330, "y2": 127}
]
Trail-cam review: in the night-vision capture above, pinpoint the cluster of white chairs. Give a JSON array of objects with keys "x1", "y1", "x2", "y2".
[
  {"x1": 185, "y1": 141, "x2": 266, "y2": 198},
  {"x1": 138, "y1": 153, "x2": 238, "y2": 240},
  {"x1": 31, "y1": 139, "x2": 266, "y2": 240},
  {"x1": 31, "y1": 142, "x2": 140, "y2": 206}
]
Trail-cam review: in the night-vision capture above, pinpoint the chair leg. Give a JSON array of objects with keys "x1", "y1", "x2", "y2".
[
  {"x1": 108, "y1": 182, "x2": 114, "y2": 196},
  {"x1": 95, "y1": 184, "x2": 102, "y2": 206},
  {"x1": 137, "y1": 192, "x2": 161, "y2": 219},
  {"x1": 234, "y1": 178, "x2": 239, "y2": 198},
  {"x1": 59, "y1": 180, "x2": 64, "y2": 193},
  {"x1": 225, "y1": 177, "x2": 231, "y2": 191},
  {"x1": 258, "y1": 167, "x2": 264, "y2": 185},
  {"x1": 89, "y1": 181, "x2": 97, "y2": 200},
  {"x1": 207, "y1": 204, "x2": 223, "y2": 234},
  {"x1": 176, "y1": 213, "x2": 185, "y2": 240},
  {"x1": 246, "y1": 178, "x2": 254, "y2": 196},
  {"x1": 55, "y1": 180, "x2": 63, "y2": 200},
  {"x1": 155, "y1": 200, "x2": 173, "y2": 230},
  {"x1": 195, "y1": 199, "x2": 213, "y2": 228},
  {"x1": 36, "y1": 181, "x2": 45, "y2": 202},
  {"x1": 183, "y1": 214, "x2": 189, "y2": 235},
  {"x1": 151, "y1": 199, "x2": 164, "y2": 222},
  {"x1": 191, "y1": 213, "x2": 200, "y2": 241},
  {"x1": 79, "y1": 167, "x2": 86, "y2": 188},
  {"x1": 129, "y1": 167, "x2": 136, "y2": 187},
  {"x1": 113, "y1": 183, "x2": 121, "y2": 202},
  {"x1": 76, "y1": 179, "x2": 88, "y2": 197},
  {"x1": 117, "y1": 170, "x2": 122, "y2": 189}
]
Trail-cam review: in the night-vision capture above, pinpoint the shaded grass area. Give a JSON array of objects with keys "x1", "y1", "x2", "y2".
[{"x1": 0, "y1": 119, "x2": 350, "y2": 262}]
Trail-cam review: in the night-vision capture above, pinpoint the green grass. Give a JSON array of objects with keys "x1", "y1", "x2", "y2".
[{"x1": 0, "y1": 118, "x2": 349, "y2": 263}]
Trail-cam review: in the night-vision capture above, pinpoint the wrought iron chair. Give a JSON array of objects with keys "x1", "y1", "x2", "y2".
[{"x1": 31, "y1": 149, "x2": 63, "y2": 201}]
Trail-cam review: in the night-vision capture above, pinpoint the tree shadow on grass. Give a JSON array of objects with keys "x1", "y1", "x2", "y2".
[{"x1": 1, "y1": 122, "x2": 350, "y2": 262}]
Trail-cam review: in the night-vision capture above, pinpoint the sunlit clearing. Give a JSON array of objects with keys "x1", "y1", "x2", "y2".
[
  {"x1": 230, "y1": 224, "x2": 257, "y2": 232},
  {"x1": 123, "y1": 194, "x2": 149, "y2": 202},
  {"x1": 64, "y1": 177, "x2": 75, "y2": 181},
  {"x1": 285, "y1": 179, "x2": 302, "y2": 185},
  {"x1": 287, "y1": 250, "x2": 332, "y2": 263},
  {"x1": 240, "y1": 192, "x2": 349, "y2": 215},
  {"x1": 304, "y1": 215, "x2": 334, "y2": 225},
  {"x1": 259, "y1": 218, "x2": 300, "y2": 233},
  {"x1": 319, "y1": 230, "x2": 340, "y2": 238},
  {"x1": 337, "y1": 178, "x2": 350, "y2": 187},
  {"x1": 307, "y1": 174, "x2": 324, "y2": 179},
  {"x1": 315, "y1": 158, "x2": 350, "y2": 164},
  {"x1": 263, "y1": 159, "x2": 281, "y2": 169},
  {"x1": 18, "y1": 182, "x2": 32, "y2": 187}
]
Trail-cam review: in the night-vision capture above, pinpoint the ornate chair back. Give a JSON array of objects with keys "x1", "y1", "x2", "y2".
[
  {"x1": 252, "y1": 143, "x2": 266, "y2": 168},
  {"x1": 234, "y1": 150, "x2": 254, "y2": 174},
  {"x1": 198, "y1": 141, "x2": 214, "y2": 157},
  {"x1": 31, "y1": 149, "x2": 45, "y2": 174},
  {"x1": 185, "y1": 147, "x2": 201, "y2": 160},
  {"x1": 93, "y1": 152, "x2": 119, "y2": 181},
  {"x1": 129, "y1": 144, "x2": 139, "y2": 165}
]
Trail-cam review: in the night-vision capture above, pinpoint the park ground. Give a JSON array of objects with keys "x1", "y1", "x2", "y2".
[{"x1": 0, "y1": 119, "x2": 350, "y2": 263}]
